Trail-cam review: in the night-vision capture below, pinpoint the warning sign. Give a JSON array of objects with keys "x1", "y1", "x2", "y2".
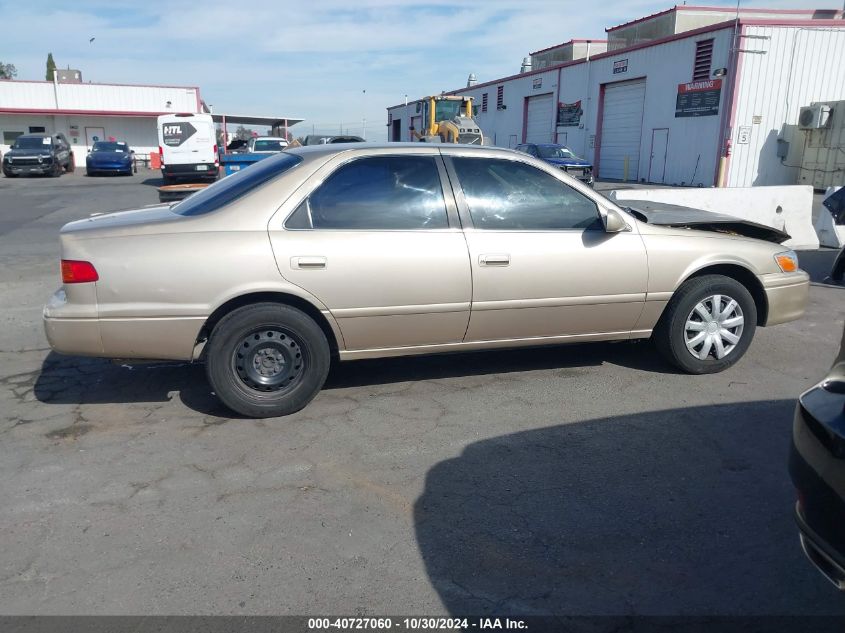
[{"x1": 675, "y1": 79, "x2": 722, "y2": 118}]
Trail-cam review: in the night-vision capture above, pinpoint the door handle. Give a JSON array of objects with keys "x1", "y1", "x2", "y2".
[
  {"x1": 479, "y1": 253, "x2": 510, "y2": 266},
  {"x1": 291, "y1": 256, "x2": 327, "y2": 269}
]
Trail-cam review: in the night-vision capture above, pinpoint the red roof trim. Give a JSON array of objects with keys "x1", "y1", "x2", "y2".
[
  {"x1": 0, "y1": 78, "x2": 202, "y2": 91},
  {"x1": 606, "y1": 4, "x2": 842, "y2": 32},
  {"x1": 0, "y1": 107, "x2": 173, "y2": 117},
  {"x1": 605, "y1": 6, "x2": 679, "y2": 33},
  {"x1": 530, "y1": 39, "x2": 608, "y2": 55},
  {"x1": 739, "y1": 17, "x2": 845, "y2": 27}
]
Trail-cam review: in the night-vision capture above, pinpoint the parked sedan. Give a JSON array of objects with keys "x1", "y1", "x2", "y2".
[
  {"x1": 3, "y1": 132, "x2": 74, "y2": 177},
  {"x1": 515, "y1": 143, "x2": 593, "y2": 186},
  {"x1": 86, "y1": 141, "x2": 134, "y2": 176},
  {"x1": 44, "y1": 144, "x2": 809, "y2": 418},
  {"x1": 790, "y1": 321, "x2": 845, "y2": 590}
]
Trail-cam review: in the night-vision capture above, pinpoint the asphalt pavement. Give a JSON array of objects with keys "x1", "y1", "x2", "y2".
[{"x1": 0, "y1": 170, "x2": 844, "y2": 615}]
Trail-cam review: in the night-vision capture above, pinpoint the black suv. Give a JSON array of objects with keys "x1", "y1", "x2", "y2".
[{"x1": 3, "y1": 133, "x2": 74, "y2": 177}]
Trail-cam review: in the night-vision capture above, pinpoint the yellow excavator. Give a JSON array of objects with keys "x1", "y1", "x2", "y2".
[{"x1": 412, "y1": 95, "x2": 484, "y2": 145}]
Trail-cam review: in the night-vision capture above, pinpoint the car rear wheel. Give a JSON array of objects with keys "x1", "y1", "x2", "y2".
[
  {"x1": 654, "y1": 274, "x2": 757, "y2": 374},
  {"x1": 205, "y1": 303, "x2": 330, "y2": 418}
]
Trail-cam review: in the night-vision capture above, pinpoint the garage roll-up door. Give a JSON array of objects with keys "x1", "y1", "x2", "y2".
[
  {"x1": 524, "y1": 93, "x2": 554, "y2": 144},
  {"x1": 599, "y1": 79, "x2": 646, "y2": 180}
]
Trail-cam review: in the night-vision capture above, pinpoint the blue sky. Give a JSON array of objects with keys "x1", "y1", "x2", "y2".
[{"x1": 1, "y1": 0, "x2": 835, "y2": 141}]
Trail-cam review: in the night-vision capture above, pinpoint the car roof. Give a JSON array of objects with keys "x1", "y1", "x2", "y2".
[{"x1": 285, "y1": 142, "x2": 519, "y2": 157}]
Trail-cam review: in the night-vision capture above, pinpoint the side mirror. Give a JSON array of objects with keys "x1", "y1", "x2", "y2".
[{"x1": 603, "y1": 208, "x2": 630, "y2": 233}]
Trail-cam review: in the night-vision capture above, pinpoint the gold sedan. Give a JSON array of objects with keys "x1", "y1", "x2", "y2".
[{"x1": 44, "y1": 144, "x2": 809, "y2": 418}]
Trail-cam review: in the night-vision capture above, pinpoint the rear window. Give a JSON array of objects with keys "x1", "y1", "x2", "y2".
[{"x1": 172, "y1": 153, "x2": 302, "y2": 216}]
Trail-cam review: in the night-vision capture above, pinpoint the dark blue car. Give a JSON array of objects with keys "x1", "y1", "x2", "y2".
[
  {"x1": 515, "y1": 143, "x2": 593, "y2": 186},
  {"x1": 86, "y1": 141, "x2": 134, "y2": 176}
]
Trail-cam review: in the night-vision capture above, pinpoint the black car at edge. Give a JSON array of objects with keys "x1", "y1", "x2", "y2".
[
  {"x1": 790, "y1": 320, "x2": 845, "y2": 589},
  {"x1": 2, "y1": 132, "x2": 75, "y2": 177}
]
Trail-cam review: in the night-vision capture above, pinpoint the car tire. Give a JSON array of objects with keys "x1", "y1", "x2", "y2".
[
  {"x1": 50, "y1": 162, "x2": 61, "y2": 177},
  {"x1": 205, "y1": 303, "x2": 330, "y2": 418},
  {"x1": 654, "y1": 274, "x2": 757, "y2": 374},
  {"x1": 66, "y1": 155, "x2": 75, "y2": 173},
  {"x1": 3, "y1": 171, "x2": 16, "y2": 178}
]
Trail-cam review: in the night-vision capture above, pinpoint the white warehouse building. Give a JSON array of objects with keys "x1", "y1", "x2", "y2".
[
  {"x1": 0, "y1": 76, "x2": 303, "y2": 168},
  {"x1": 386, "y1": 5, "x2": 845, "y2": 188},
  {"x1": 0, "y1": 77, "x2": 204, "y2": 167}
]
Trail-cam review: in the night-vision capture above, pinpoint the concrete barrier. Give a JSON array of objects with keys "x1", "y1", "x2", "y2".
[
  {"x1": 814, "y1": 187, "x2": 845, "y2": 249},
  {"x1": 608, "y1": 185, "x2": 819, "y2": 250}
]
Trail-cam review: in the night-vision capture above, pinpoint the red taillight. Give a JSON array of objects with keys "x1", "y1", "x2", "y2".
[
  {"x1": 158, "y1": 145, "x2": 164, "y2": 165},
  {"x1": 61, "y1": 260, "x2": 99, "y2": 284},
  {"x1": 213, "y1": 144, "x2": 219, "y2": 165}
]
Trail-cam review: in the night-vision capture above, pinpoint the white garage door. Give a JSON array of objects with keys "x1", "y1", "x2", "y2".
[
  {"x1": 524, "y1": 93, "x2": 554, "y2": 144},
  {"x1": 599, "y1": 80, "x2": 646, "y2": 180}
]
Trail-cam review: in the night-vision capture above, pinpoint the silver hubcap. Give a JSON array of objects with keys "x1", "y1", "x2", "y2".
[{"x1": 684, "y1": 294, "x2": 744, "y2": 361}]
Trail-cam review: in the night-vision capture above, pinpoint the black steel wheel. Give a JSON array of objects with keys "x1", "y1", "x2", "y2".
[
  {"x1": 232, "y1": 328, "x2": 306, "y2": 395},
  {"x1": 206, "y1": 303, "x2": 330, "y2": 418}
]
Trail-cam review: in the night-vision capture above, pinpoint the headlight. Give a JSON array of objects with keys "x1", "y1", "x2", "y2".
[{"x1": 774, "y1": 250, "x2": 799, "y2": 273}]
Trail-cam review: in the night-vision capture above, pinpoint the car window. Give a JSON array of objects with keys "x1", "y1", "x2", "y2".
[
  {"x1": 254, "y1": 139, "x2": 286, "y2": 152},
  {"x1": 452, "y1": 157, "x2": 600, "y2": 231},
  {"x1": 294, "y1": 156, "x2": 448, "y2": 230},
  {"x1": 173, "y1": 152, "x2": 302, "y2": 216}
]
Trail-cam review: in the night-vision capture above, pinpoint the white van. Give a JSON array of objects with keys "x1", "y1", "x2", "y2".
[{"x1": 157, "y1": 113, "x2": 218, "y2": 183}]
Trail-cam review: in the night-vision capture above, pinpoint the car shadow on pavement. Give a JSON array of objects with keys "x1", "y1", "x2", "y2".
[
  {"x1": 33, "y1": 341, "x2": 675, "y2": 416},
  {"x1": 324, "y1": 340, "x2": 674, "y2": 390},
  {"x1": 414, "y1": 399, "x2": 845, "y2": 616}
]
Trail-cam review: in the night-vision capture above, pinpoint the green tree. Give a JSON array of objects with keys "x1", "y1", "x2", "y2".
[
  {"x1": 234, "y1": 125, "x2": 254, "y2": 141},
  {"x1": 0, "y1": 61, "x2": 17, "y2": 79},
  {"x1": 46, "y1": 52, "x2": 56, "y2": 81}
]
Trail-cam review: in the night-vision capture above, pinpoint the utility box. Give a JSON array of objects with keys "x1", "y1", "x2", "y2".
[{"x1": 798, "y1": 100, "x2": 845, "y2": 190}]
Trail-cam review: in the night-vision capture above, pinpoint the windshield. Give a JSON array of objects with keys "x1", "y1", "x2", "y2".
[
  {"x1": 13, "y1": 137, "x2": 51, "y2": 149},
  {"x1": 92, "y1": 142, "x2": 128, "y2": 153},
  {"x1": 434, "y1": 100, "x2": 464, "y2": 121},
  {"x1": 537, "y1": 145, "x2": 578, "y2": 160},
  {"x1": 173, "y1": 152, "x2": 302, "y2": 216},
  {"x1": 253, "y1": 139, "x2": 286, "y2": 152}
]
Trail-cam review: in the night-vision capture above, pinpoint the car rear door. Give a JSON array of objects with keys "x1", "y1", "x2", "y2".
[
  {"x1": 268, "y1": 147, "x2": 472, "y2": 352},
  {"x1": 443, "y1": 150, "x2": 648, "y2": 342}
]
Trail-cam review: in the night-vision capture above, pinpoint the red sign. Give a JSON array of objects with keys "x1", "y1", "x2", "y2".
[{"x1": 678, "y1": 79, "x2": 722, "y2": 93}]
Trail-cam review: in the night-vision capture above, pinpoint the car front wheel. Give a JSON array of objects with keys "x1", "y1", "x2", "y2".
[
  {"x1": 654, "y1": 274, "x2": 757, "y2": 374},
  {"x1": 205, "y1": 303, "x2": 330, "y2": 418}
]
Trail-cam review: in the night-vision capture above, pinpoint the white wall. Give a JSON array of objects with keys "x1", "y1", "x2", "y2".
[
  {"x1": 388, "y1": 26, "x2": 733, "y2": 186},
  {"x1": 567, "y1": 27, "x2": 731, "y2": 186},
  {"x1": 0, "y1": 80, "x2": 200, "y2": 114},
  {"x1": 610, "y1": 185, "x2": 820, "y2": 249},
  {"x1": 728, "y1": 26, "x2": 845, "y2": 187},
  {"x1": 0, "y1": 114, "x2": 159, "y2": 167}
]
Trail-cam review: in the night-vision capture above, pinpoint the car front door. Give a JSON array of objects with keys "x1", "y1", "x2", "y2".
[
  {"x1": 269, "y1": 149, "x2": 471, "y2": 352},
  {"x1": 444, "y1": 151, "x2": 648, "y2": 343}
]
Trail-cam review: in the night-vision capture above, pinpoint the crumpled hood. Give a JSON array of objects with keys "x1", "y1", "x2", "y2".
[
  {"x1": 624, "y1": 201, "x2": 791, "y2": 244},
  {"x1": 544, "y1": 157, "x2": 592, "y2": 168}
]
